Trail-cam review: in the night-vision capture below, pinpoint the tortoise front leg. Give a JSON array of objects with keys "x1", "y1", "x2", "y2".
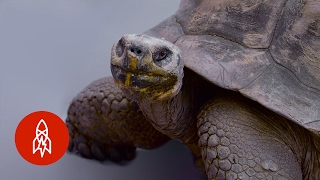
[
  {"x1": 66, "y1": 77, "x2": 169, "y2": 162},
  {"x1": 197, "y1": 96, "x2": 304, "y2": 180}
]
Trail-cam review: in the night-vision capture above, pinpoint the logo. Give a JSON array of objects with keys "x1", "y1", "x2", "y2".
[
  {"x1": 15, "y1": 111, "x2": 69, "y2": 166},
  {"x1": 33, "y1": 119, "x2": 52, "y2": 158}
]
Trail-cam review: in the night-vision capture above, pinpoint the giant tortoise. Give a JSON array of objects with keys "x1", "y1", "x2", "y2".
[{"x1": 66, "y1": 0, "x2": 320, "y2": 179}]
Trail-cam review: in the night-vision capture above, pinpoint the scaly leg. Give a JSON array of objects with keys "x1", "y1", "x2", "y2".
[
  {"x1": 197, "y1": 96, "x2": 305, "y2": 180},
  {"x1": 66, "y1": 77, "x2": 169, "y2": 162}
]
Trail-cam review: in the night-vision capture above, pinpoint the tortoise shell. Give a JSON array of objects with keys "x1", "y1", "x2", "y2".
[{"x1": 144, "y1": 0, "x2": 320, "y2": 135}]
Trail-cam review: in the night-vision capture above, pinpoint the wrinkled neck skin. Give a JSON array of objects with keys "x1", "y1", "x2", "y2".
[
  {"x1": 267, "y1": 114, "x2": 320, "y2": 179},
  {"x1": 137, "y1": 68, "x2": 213, "y2": 144},
  {"x1": 286, "y1": 123, "x2": 320, "y2": 179},
  {"x1": 139, "y1": 91, "x2": 197, "y2": 143}
]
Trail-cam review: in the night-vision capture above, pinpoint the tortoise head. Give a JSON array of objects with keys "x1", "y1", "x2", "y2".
[{"x1": 111, "y1": 34, "x2": 184, "y2": 102}]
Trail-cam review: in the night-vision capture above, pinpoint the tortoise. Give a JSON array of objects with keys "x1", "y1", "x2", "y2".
[{"x1": 66, "y1": 0, "x2": 320, "y2": 179}]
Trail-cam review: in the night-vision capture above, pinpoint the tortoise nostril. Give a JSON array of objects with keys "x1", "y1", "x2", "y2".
[{"x1": 129, "y1": 47, "x2": 143, "y2": 56}]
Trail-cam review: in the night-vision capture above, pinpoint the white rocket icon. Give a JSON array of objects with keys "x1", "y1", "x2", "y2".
[{"x1": 32, "y1": 119, "x2": 52, "y2": 158}]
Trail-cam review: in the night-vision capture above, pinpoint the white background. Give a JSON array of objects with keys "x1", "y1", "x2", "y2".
[{"x1": 0, "y1": 1, "x2": 207, "y2": 179}]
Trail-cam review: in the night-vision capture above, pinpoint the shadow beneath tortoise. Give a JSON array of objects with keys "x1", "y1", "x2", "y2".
[{"x1": 67, "y1": 140, "x2": 207, "y2": 179}]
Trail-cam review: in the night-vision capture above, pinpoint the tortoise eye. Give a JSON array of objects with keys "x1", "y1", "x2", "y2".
[
  {"x1": 158, "y1": 51, "x2": 167, "y2": 60},
  {"x1": 153, "y1": 47, "x2": 172, "y2": 62}
]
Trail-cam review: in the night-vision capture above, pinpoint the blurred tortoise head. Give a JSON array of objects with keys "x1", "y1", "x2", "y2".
[{"x1": 110, "y1": 0, "x2": 320, "y2": 179}]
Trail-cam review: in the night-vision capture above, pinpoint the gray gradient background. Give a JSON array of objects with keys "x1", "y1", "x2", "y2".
[{"x1": 0, "y1": 1, "x2": 207, "y2": 180}]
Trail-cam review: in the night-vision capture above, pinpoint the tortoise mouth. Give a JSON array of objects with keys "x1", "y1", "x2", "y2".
[
  {"x1": 111, "y1": 65, "x2": 177, "y2": 88},
  {"x1": 111, "y1": 65, "x2": 178, "y2": 100}
]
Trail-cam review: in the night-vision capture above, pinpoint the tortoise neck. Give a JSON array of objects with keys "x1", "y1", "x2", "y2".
[
  {"x1": 138, "y1": 90, "x2": 198, "y2": 143},
  {"x1": 269, "y1": 113, "x2": 320, "y2": 179},
  {"x1": 298, "y1": 130, "x2": 320, "y2": 179},
  {"x1": 137, "y1": 68, "x2": 213, "y2": 144}
]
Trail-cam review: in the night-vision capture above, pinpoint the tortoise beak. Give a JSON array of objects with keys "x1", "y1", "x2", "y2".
[
  {"x1": 111, "y1": 61, "x2": 174, "y2": 90},
  {"x1": 110, "y1": 39, "x2": 156, "y2": 88}
]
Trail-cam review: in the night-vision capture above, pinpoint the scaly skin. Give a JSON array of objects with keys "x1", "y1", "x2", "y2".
[
  {"x1": 66, "y1": 77, "x2": 169, "y2": 162},
  {"x1": 197, "y1": 95, "x2": 320, "y2": 180}
]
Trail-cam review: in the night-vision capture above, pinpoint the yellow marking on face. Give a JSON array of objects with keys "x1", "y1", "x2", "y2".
[
  {"x1": 129, "y1": 57, "x2": 137, "y2": 70},
  {"x1": 125, "y1": 72, "x2": 132, "y2": 86},
  {"x1": 124, "y1": 57, "x2": 137, "y2": 86}
]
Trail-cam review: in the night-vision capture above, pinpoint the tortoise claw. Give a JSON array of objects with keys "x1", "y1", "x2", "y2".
[
  {"x1": 67, "y1": 122, "x2": 136, "y2": 162},
  {"x1": 91, "y1": 143, "x2": 108, "y2": 161},
  {"x1": 107, "y1": 147, "x2": 123, "y2": 162},
  {"x1": 107, "y1": 146, "x2": 136, "y2": 162},
  {"x1": 77, "y1": 142, "x2": 93, "y2": 159}
]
